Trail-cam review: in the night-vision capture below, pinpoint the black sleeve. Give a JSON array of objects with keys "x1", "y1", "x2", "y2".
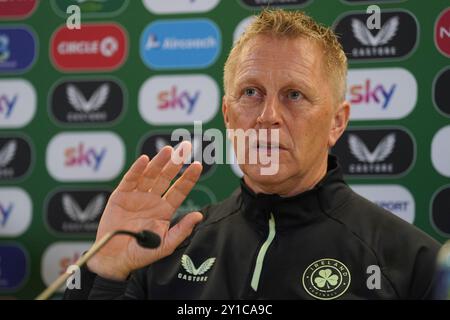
[{"x1": 63, "y1": 265, "x2": 148, "y2": 300}]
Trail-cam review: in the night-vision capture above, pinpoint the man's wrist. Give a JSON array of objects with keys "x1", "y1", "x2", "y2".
[{"x1": 86, "y1": 256, "x2": 130, "y2": 281}]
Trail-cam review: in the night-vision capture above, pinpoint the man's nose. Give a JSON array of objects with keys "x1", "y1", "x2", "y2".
[{"x1": 257, "y1": 95, "x2": 282, "y2": 126}]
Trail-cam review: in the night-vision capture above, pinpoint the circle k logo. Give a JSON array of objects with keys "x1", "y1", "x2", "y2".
[
  {"x1": 50, "y1": 23, "x2": 128, "y2": 72},
  {"x1": 435, "y1": 7, "x2": 450, "y2": 58}
]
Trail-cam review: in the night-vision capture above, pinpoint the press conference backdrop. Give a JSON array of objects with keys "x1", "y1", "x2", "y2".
[{"x1": 0, "y1": 0, "x2": 449, "y2": 299}]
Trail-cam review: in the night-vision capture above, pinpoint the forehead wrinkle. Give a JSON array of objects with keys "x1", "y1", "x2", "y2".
[{"x1": 233, "y1": 38, "x2": 323, "y2": 92}]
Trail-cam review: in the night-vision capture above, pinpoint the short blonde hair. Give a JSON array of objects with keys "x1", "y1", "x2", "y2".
[{"x1": 224, "y1": 9, "x2": 347, "y2": 103}]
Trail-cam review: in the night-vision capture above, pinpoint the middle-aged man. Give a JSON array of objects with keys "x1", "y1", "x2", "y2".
[{"x1": 64, "y1": 9, "x2": 440, "y2": 300}]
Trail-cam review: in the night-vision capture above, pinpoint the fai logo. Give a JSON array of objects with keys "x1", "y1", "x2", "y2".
[
  {"x1": 0, "y1": 26, "x2": 37, "y2": 73},
  {"x1": 178, "y1": 254, "x2": 216, "y2": 282},
  {"x1": 435, "y1": 8, "x2": 450, "y2": 58},
  {"x1": 51, "y1": 0, "x2": 128, "y2": 18},
  {"x1": 332, "y1": 128, "x2": 415, "y2": 177},
  {"x1": 333, "y1": 10, "x2": 418, "y2": 61},
  {"x1": 46, "y1": 189, "x2": 109, "y2": 235},
  {"x1": 302, "y1": 259, "x2": 351, "y2": 300},
  {"x1": 51, "y1": 23, "x2": 127, "y2": 72},
  {"x1": 50, "y1": 79, "x2": 124, "y2": 125},
  {"x1": 138, "y1": 75, "x2": 219, "y2": 125}
]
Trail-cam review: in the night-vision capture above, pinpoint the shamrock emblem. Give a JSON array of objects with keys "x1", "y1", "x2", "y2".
[{"x1": 314, "y1": 269, "x2": 339, "y2": 289}]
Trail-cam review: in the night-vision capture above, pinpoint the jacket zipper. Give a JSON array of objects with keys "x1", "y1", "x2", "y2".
[{"x1": 250, "y1": 213, "x2": 276, "y2": 291}]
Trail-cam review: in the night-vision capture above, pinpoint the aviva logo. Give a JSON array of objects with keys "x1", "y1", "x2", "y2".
[{"x1": 178, "y1": 254, "x2": 215, "y2": 282}]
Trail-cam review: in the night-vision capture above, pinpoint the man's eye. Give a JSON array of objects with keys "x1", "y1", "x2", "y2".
[
  {"x1": 288, "y1": 90, "x2": 303, "y2": 101},
  {"x1": 244, "y1": 88, "x2": 257, "y2": 97}
]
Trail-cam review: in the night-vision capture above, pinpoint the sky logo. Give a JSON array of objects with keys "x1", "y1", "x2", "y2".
[
  {"x1": 64, "y1": 143, "x2": 107, "y2": 172},
  {"x1": 0, "y1": 202, "x2": 13, "y2": 227},
  {"x1": 0, "y1": 79, "x2": 36, "y2": 128},
  {"x1": 0, "y1": 94, "x2": 17, "y2": 118},
  {"x1": 158, "y1": 86, "x2": 200, "y2": 115},
  {"x1": 349, "y1": 80, "x2": 396, "y2": 109},
  {"x1": 46, "y1": 132, "x2": 124, "y2": 182},
  {"x1": 0, "y1": 27, "x2": 36, "y2": 73},
  {"x1": 347, "y1": 68, "x2": 417, "y2": 121},
  {"x1": 140, "y1": 19, "x2": 221, "y2": 70},
  {"x1": 139, "y1": 74, "x2": 219, "y2": 125},
  {"x1": 0, "y1": 188, "x2": 32, "y2": 237}
]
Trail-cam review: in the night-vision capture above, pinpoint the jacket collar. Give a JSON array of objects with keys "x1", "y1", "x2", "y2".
[{"x1": 239, "y1": 154, "x2": 351, "y2": 230}]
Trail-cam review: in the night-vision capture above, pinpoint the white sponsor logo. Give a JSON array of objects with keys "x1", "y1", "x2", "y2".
[
  {"x1": 46, "y1": 132, "x2": 125, "y2": 182},
  {"x1": 178, "y1": 254, "x2": 216, "y2": 282},
  {"x1": 233, "y1": 16, "x2": 255, "y2": 44},
  {"x1": 347, "y1": 68, "x2": 417, "y2": 120},
  {"x1": 350, "y1": 184, "x2": 415, "y2": 223},
  {"x1": 138, "y1": 75, "x2": 219, "y2": 125},
  {"x1": 431, "y1": 126, "x2": 450, "y2": 177},
  {"x1": 0, "y1": 187, "x2": 32, "y2": 237},
  {"x1": 0, "y1": 79, "x2": 36, "y2": 128},
  {"x1": 352, "y1": 16, "x2": 399, "y2": 47},
  {"x1": 349, "y1": 133, "x2": 395, "y2": 164},
  {"x1": 67, "y1": 83, "x2": 109, "y2": 113},
  {"x1": 57, "y1": 37, "x2": 119, "y2": 57},
  {"x1": 62, "y1": 193, "x2": 104, "y2": 223},
  {"x1": 41, "y1": 242, "x2": 92, "y2": 292},
  {"x1": 142, "y1": 0, "x2": 220, "y2": 14},
  {"x1": 0, "y1": 140, "x2": 16, "y2": 168}
]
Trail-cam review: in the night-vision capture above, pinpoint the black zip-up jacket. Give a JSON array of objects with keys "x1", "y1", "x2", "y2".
[{"x1": 64, "y1": 155, "x2": 441, "y2": 300}]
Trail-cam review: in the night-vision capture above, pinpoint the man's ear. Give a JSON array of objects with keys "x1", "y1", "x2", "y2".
[
  {"x1": 222, "y1": 96, "x2": 230, "y2": 129},
  {"x1": 328, "y1": 100, "x2": 350, "y2": 148}
]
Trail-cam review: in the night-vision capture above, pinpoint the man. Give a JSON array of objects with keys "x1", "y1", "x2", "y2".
[{"x1": 65, "y1": 9, "x2": 440, "y2": 300}]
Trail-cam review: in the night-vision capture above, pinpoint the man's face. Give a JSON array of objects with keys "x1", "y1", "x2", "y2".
[{"x1": 223, "y1": 35, "x2": 348, "y2": 194}]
